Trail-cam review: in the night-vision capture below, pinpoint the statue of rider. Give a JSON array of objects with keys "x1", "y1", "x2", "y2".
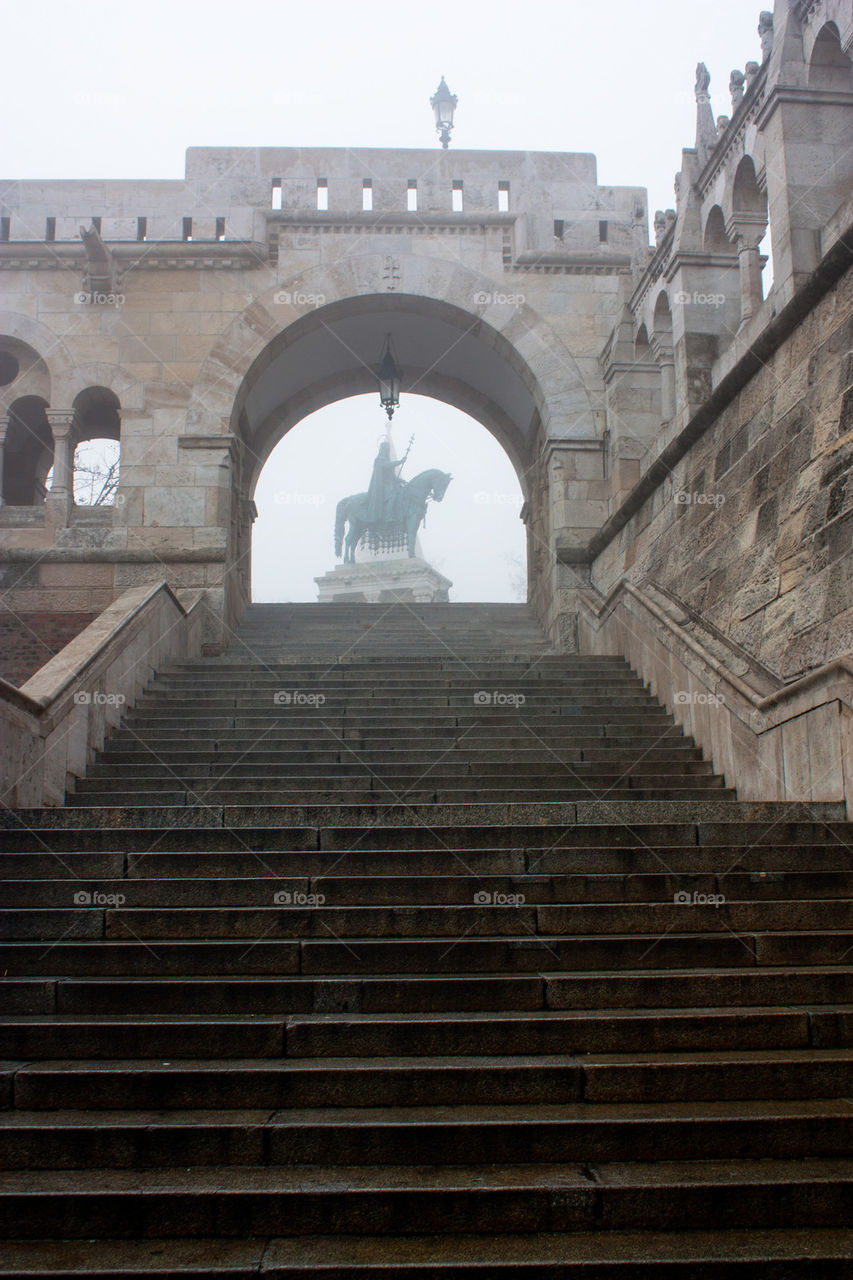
[{"x1": 366, "y1": 439, "x2": 406, "y2": 526}]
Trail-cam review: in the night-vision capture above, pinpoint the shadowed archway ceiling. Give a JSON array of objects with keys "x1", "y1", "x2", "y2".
[{"x1": 239, "y1": 296, "x2": 540, "y2": 489}]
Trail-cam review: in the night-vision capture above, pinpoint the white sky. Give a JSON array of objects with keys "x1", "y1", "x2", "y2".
[{"x1": 4, "y1": 0, "x2": 766, "y2": 601}]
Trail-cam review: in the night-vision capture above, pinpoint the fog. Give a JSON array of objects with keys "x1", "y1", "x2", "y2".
[{"x1": 4, "y1": 0, "x2": 766, "y2": 599}]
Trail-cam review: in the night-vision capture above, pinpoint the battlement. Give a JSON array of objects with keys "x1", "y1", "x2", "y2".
[{"x1": 0, "y1": 147, "x2": 645, "y2": 264}]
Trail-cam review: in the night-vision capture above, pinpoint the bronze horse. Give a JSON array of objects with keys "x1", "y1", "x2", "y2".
[{"x1": 334, "y1": 469, "x2": 452, "y2": 563}]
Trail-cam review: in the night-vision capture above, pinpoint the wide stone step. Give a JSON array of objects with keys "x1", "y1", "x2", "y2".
[
  {"x1": 6, "y1": 967, "x2": 852, "y2": 1016},
  {"x1": 9, "y1": 870, "x2": 849, "y2": 907},
  {"x1": 6, "y1": 1006, "x2": 849, "y2": 1060},
  {"x1": 1, "y1": 1099, "x2": 852, "y2": 1170},
  {"x1": 0, "y1": 1159, "x2": 850, "y2": 1238},
  {"x1": 2, "y1": 930, "x2": 851, "y2": 975},
  {"x1": 4, "y1": 803, "x2": 839, "y2": 835},
  {"x1": 81, "y1": 759, "x2": 716, "y2": 780},
  {"x1": 67, "y1": 787, "x2": 735, "y2": 808},
  {"x1": 3, "y1": 820, "x2": 850, "y2": 855},
  {"x1": 2, "y1": 1227, "x2": 852, "y2": 1277},
  {"x1": 4, "y1": 899, "x2": 850, "y2": 941}
]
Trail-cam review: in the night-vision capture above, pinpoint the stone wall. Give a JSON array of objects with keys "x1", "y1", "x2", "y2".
[
  {"x1": 593, "y1": 262, "x2": 853, "y2": 682},
  {"x1": 0, "y1": 610, "x2": 96, "y2": 686}
]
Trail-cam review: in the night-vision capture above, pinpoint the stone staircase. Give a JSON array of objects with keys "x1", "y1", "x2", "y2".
[{"x1": 1, "y1": 602, "x2": 851, "y2": 1275}]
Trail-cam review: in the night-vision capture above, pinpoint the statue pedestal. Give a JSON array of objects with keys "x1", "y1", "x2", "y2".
[{"x1": 315, "y1": 556, "x2": 452, "y2": 603}]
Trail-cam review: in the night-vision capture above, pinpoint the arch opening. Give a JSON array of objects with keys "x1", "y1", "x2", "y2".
[
  {"x1": 808, "y1": 21, "x2": 853, "y2": 91},
  {"x1": 703, "y1": 206, "x2": 733, "y2": 253},
  {"x1": 231, "y1": 294, "x2": 543, "y2": 502},
  {"x1": 222, "y1": 291, "x2": 569, "y2": 619},
  {"x1": 250, "y1": 393, "x2": 527, "y2": 604},
  {"x1": 2, "y1": 396, "x2": 52, "y2": 506}
]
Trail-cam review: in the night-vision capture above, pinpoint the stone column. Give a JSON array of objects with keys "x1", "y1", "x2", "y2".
[
  {"x1": 727, "y1": 213, "x2": 767, "y2": 326},
  {"x1": 737, "y1": 241, "x2": 764, "y2": 323},
  {"x1": 650, "y1": 338, "x2": 676, "y2": 422},
  {"x1": 46, "y1": 410, "x2": 77, "y2": 525}
]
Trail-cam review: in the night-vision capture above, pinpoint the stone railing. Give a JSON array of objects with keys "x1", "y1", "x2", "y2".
[
  {"x1": 578, "y1": 578, "x2": 853, "y2": 815},
  {"x1": 0, "y1": 583, "x2": 204, "y2": 808}
]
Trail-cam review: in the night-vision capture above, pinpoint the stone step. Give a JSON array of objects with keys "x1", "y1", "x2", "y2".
[
  {"x1": 3, "y1": 821, "x2": 850, "y2": 855},
  {"x1": 2, "y1": 1228, "x2": 852, "y2": 1277},
  {"x1": 91, "y1": 742, "x2": 697, "y2": 762},
  {"x1": 9, "y1": 849, "x2": 848, "y2": 878},
  {"x1": 1, "y1": 803, "x2": 842, "y2": 836},
  {"x1": 81, "y1": 758, "x2": 717, "y2": 779},
  {"x1": 10, "y1": 1049, "x2": 850, "y2": 1109},
  {"x1": 68, "y1": 783, "x2": 732, "y2": 803},
  {"x1": 2, "y1": 930, "x2": 850, "y2": 975},
  {"x1": 9, "y1": 870, "x2": 849, "y2": 906},
  {"x1": 0, "y1": 1159, "x2": 850, "y2": 1238},
  {"x1": 4, "y1": 898, "x2": 850, "y2": 942},
  {"x1": 6, "y1": 967, "x2": 852, "y2": 1017},
  {"x1": 1, "y1": 1099, "x2": 852, "y2": 1170},
  {"x1": 4, "y1": 1006, "x2": 851, "y2": 1060}
]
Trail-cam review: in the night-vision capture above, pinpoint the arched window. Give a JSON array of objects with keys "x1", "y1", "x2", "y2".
[
  {"x1": 808, "y1": 22, "x2": 853, "y2": 91},
  {"x1": 2, "y1": 396, "x2": 53, "y2": 505},
  {"x1": 652, "y1": 294, "x2": 676, "y2": 422},
  {"x1": 71, "y1": 386, "x2": 121, "y2": 506},
  {"x1": 703, "y1": 206, "x2": 732, "y2": 253}
]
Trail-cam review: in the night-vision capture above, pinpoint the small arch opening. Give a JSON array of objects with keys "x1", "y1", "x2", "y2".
[
  {"x1": 703, "y1": 205, "x2": 733, "y2": 253},
  {"x1": 2, "y1": 396, "x2": 53, "y2": 505},
  {"x1": 808, "y1": 22, "x2": 853, "y2": 91}
]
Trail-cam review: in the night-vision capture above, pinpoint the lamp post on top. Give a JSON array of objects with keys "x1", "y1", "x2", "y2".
[{"x1": 430, "y1": 77, "x2": 458, "y2": 149}]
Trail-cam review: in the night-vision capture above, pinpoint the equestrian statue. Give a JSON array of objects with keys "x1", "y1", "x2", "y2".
[{"x1": 334, "y1": 437, "x2": 452, "y2": 564}]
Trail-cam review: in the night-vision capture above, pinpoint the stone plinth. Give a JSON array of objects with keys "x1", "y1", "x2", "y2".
[{"x1": 315, "y1": 556, "x2": 451, "y2": 603}]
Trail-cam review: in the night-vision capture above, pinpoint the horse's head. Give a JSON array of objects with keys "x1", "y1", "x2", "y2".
[{"x1": 431, "y1": 471, "x2": 452, "y2": 501}]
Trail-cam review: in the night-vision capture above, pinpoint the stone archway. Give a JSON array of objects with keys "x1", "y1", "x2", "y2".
[{"x1": 186, "y1": 262, "x2": 602, "y2": 642}]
